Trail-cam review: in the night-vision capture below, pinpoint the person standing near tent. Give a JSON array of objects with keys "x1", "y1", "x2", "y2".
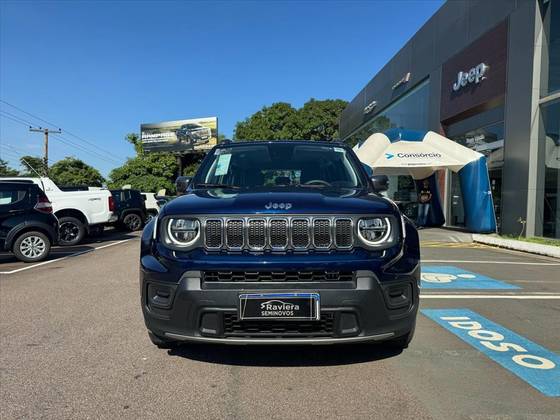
[{"x1": 417, "y1": 179, "x2": 432, "y2": 228}]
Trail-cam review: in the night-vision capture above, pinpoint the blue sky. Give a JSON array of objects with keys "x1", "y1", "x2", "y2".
[{"x1": 0, "y1": 0, "x2": 443, "y2": 176}]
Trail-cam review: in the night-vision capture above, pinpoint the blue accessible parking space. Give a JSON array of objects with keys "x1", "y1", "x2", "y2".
[
  {"x1": 421, "y1": 265, "x2": 520, "y2": 289},
  {"x1": 422, "y1": 309, "x2": 560, "y2": 397}
]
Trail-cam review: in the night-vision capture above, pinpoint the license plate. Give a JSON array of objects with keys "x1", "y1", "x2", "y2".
[{"x1": 239, "y1": 293, "x2": 320, "y2": 320}]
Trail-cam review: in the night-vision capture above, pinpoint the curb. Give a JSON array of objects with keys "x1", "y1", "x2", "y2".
[{"x1": 472, "y1": 234, "x2": 560, "y2": 259}]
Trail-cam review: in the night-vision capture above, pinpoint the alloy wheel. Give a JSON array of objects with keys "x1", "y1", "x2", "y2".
[
  {"x1": 125, "y1": 214, "x2": 142, "y2": 231},
  {"x1": 60, "y1": 221, "x2": 80, "y2": 242},
  {"x1": 19, "y1": 235, "x2": 47, "y2": 259}
]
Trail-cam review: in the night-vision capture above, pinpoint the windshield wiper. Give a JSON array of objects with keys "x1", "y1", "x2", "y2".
[
  {"x1": 194, "y1": 183, "x2": 240, "y2": 189},
  {"x1": 297, "y1": 184, "x2": 329, "y2": 188}
]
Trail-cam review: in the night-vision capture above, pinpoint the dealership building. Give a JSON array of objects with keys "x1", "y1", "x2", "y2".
[{"x1": 339, "y1": 0, "x2": 559, "y2": 238}]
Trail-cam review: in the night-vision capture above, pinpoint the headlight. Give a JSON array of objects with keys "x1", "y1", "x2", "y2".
[
  {"x1": 357, "y1": 217, "x2": 394, "y2": 247},
  {"x1": 164, "y1": 218, "x2": 200, "y2": 247}
]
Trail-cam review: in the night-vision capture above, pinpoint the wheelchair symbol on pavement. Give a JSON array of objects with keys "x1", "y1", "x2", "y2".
[
  {"x1": 421, "y1": 272, "x2": 476, "y2": 283},
  {"x1": 420, "y1": 266, "x2": 519, "y2": 289}
]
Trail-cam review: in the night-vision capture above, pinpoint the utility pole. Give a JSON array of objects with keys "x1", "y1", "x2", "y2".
[{"x1": 29, "y1": 127, "x2": 61, "y2": 176}]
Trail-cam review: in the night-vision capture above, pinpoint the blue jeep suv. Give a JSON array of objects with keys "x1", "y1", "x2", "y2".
[{"x1": 140, "y1": 141, "x2": 420, "y2": 348}]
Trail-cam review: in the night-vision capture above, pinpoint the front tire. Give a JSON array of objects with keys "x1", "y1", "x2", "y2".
[
  {"x1": 58, "y1": 216, "x2": 86, "y2": 246},
  {"x1": 12, "y1": 231, "x2": 51, "y2": 263}
]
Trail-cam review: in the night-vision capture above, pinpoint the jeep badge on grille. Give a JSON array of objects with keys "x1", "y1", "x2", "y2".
[{"x1": 265, "y1": 202, "x2": 292, "y2": 210}]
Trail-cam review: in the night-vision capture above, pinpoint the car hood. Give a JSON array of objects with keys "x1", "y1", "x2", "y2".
[{"x1": 161, "y1": 188, "x2": 397, "y2": 216}]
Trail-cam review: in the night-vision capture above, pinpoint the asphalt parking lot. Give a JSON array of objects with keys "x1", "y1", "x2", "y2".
[{"x1": 1, "y1": 230, "x2": 559, "y2": 419}]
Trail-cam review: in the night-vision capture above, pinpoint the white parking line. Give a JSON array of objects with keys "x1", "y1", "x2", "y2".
[
  {"x1": 421, "y1": 294, "x2": 560, "y2": 299},
  {"x1": 0, "y1": 238, "x2": 136, "y2": 275},
  {"x1": 423, "y1": 260, "x2": 560, "y2": 265}
]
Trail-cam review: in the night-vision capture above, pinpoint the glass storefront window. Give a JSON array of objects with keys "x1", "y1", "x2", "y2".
[
  {"x1": 450, "y1": 122, "x2": 505, "y2": 170},
  {"x1": 541, "y1": 99, "x2": 560, "y2": 238},
  {"x1": 343, "y1": 80, "x2": 430, "y2": 214},
  {"x1": 344, "y1": 79, "x2": 430, "y2": 148},
  {"x1": 448, "y1": 121, "x2": 505, "y2": 230}
]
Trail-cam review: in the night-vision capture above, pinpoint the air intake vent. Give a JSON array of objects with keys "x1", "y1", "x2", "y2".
[
  {"x1": 292, "y1": 219, "x2": 310, "y2": 248},
  {"x1": 269, "y1": 219, "x2": 288, "y2": 249},
  {"x1": 313, "y1": 219, "x2": 331, "y2": 248},
  {"x1": 226, "y1": 219, "x2": 244, "y2": 248},
  {"x1": 204, "y1": 220, "x2": 222, "y2": 248},
  {"x1": 335, "y1": 219, "x2": 353, "y2": 248},
  {"x1": 247, "y1": 219, "x2": 266, "y2": 249},
  {"x1": 223, "y1": 312, "x2": 335, "y2": 338}
]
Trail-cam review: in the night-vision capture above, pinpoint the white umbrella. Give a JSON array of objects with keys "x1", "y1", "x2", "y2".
[{"x1": 355, "y1": 131, "x2": 484, "y2": 179}]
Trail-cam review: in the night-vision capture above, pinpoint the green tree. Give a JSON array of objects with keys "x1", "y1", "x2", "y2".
[
  {"x1": 284, "y1": 98, "x2": 348, "y2": 140},
  {"x1": 108, "y1": 133, "x2": 178, "y2": 193},
  {"x1": 182, "y1": 153, "x2": 205, "y2": 177},
  {"x1": 233, "y1": 99, "x2": 348, "y2": 141},
  {"x1": 0, "y1": 159, "x2": 19, "y2": 176},
  {"x1": 49, "y1": 157, "x2": 105, "y2": 187},
  {"x1": 19, "y1": 155, "x2": 47, "y2": 176},
  {"x1": 234, "y1": 102, "x2": 297, "y2": 140}
]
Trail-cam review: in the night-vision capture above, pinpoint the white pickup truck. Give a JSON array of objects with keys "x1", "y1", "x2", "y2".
[{"x1": 0, "y1": 177, "x2": 117, "y2": 246}]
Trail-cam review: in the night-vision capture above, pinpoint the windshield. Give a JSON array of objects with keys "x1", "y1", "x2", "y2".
[{"x1": 195, "y1": 143, "x2": 367, "y2": 189}]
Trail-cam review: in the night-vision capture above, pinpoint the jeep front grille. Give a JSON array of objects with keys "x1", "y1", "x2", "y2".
[{"x1": 202, "y1": 216, "x2": 353, "y2": 251}]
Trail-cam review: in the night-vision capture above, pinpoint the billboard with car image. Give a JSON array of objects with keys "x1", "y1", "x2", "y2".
[{"x1": 140, "y1": 117, "x2": 218, "y2": 153}]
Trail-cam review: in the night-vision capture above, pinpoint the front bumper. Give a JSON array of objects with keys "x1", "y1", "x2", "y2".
[{"x1": 141, "y1": 265, "x2": 420, "y2": 345}]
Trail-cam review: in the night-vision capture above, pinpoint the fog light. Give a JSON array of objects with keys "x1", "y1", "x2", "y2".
[
  {"x1": 338, "y1": 312, "x2": 359, "y2": 336},
  {"x1": 382, "y1": 283, "x2": 413, "y2": 309},
  {"x1": 147, "y1": 284, "x2": 173, "y2": 309}
]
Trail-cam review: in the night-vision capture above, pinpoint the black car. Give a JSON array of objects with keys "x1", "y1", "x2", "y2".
[
  {"x1": 175, "y1": 123, "x2": 212, "y2": 146},
  {"x1": 0, "y1": 181, "x2": 58, "y2": 262},
  {"x1": 110, "y1": 189, "x2": 147, "y2": 231},
  {"x1": 140, "y1": 141, "x2": 420, "y2": 349}
]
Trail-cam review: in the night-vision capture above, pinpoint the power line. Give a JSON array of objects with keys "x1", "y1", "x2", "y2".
[
  {"x1": 1, "y1": 142, "x2": 69, "y2": 164},
  {"x1": 0, "y1": 108, "x2": 123, "y2": 166},
  {"x1": 1, "y1": 130, "x2": 121, "y2": 167},
  {"x1": 0, "y1": 99, "x2": 60, "y2": 130},
  {"x1": 1, "y1": 143, "x2": 29, "y2": 155},
  {"x1": 59, "y1": 134, "x2": 122, "y2": 164},
  {"x1": 0, "y1": 112, "x2": 32, "y2": 128},
  {"x1": 0, "y1": 146, "x2": 22, "y2": 161},
  {"x1": 0, "y1": 99, "x2": 123, "y2": 162},
  {"x1": 1, "y1": 131, "x2": 120, "y2": 169},
  {"x1": 51, "y1": 133, "x2": 122, "y2": 165},
  {"x1": 0, "y1": 110, "x2": 35, "y2": 126}
]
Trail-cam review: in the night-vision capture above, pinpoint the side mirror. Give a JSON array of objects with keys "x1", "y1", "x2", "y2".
[
  {"x1": 371, "y1": 175, "x2": 389, "y2": 193},
  {"x1": 175, "y1": 176, "x2": 192, "y2": 195}
]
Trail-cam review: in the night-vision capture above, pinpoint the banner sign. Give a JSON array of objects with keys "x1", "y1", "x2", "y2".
[{"x1": 141, "y1": 117, "x2": 218, "y2": 153}]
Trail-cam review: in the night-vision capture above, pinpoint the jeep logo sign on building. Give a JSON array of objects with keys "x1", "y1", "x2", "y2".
[
  {"x1": 440, "y1": 20, "x2": 507, "y2": 122},
  {"x1": 452, "y1": 63, "x2": 489, "y2": 92}
]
